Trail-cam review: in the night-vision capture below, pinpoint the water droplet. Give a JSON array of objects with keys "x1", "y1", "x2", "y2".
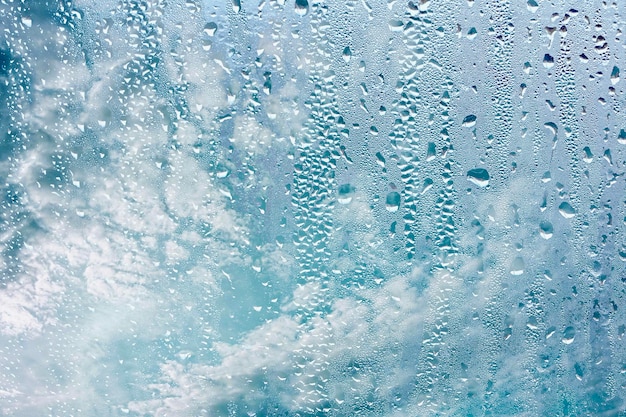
[
  {"x1": 295, "y1": 0, "x2": 309, "y2": 16},
  {"x1": 611, "y1": 66, "x2": 620, "y2": 85},
  {"x1": 426, "y1": 142, "x2": 436, "y2": 161},
  {"x1": 558, "y1": 201, "x2": 576, "y2": 218},
  {"x1": 21, "y1": 16, "x2": 32, "y2": 28},
  {"x1": 574, "y1": 363, "x2": 584, "y2": 380},
  {"x1": 342, "y1": 46, "x2": 352, "y2": 62},
  {"x1": 462, "y1": 114, "x2": 477, "y2": 127},
  {"x1": 527, "y1": 0, "x2": 538, "y2": 12},
  {"x1": 375, "y1": 152, "x2": 386, "y2": 168},
  {"x1": 417, "y1": 0, "x2": 431, "y2": 11},
  {"x1": 338, "y1": 184, "x2": 355, "y2": 204},
  {"x1": 467, "y1": 168, "x2": 490, "y2": 187},
  {"x1": 385, "y1": 191, "x2": 401, "y2": 212},
  {"x1": 510, "y1": 256, "x2": 525, "y2": 275},
  {"x1": 421, "y1": 178, "x2": 434, "y2": 194},
  {"x1": 543, "y1": 54, "x2": 554, "y2": 68},
  {"x1": 562, "y1": 326, "x2": 575, "y2": 344},
  {"x1": 539, "y1": 221, "x2": 553, "y2": 239},
  {"x1": 388, "y1": 20, "x2": 404, "y2": 32},
  {"x1": 618, "y1": 129, "x2": 626, "y2": 144},
  {"x1": 203, "y1": 22, "x2": 218, "y2": 36},
  {"x1": 544, "y1": 122, "x2": 558, "y2": 135}
]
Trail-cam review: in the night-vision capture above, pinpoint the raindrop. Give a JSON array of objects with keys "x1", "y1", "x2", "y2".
[
  {"x1": 617, "y1": 129, "x2": 626, "y2": 145},
  {"x1": 467, "y1": 168, "x2": 490, "y2": 187}
]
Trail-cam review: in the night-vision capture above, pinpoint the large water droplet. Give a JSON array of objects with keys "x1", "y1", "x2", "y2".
[
  {"x1": 462, "y1": 114, "x2": 477, "y2": 127},
  {"x1": 295, "y1": 0, "x2": 309, "y2": 16},
  {"x1": 543, "y1": 54, "x2": 554, "y2": 68},
  {"x1": 467, "y1": 168, "x2": 490, "y2": 187},
  {"x1": 203, "y1": 22, "x2": 218, "y2": 36},
  {"x1": 558, "y1": 201, "x2": 576, "y2": 218},
  {"x1": 562, "y1": 326, "x2": 576, "y2": 344},
  {"x1": 510, "y1": 256, "x2": 525, "y2": 275},
  {"x1": 617, "y1": 129, "x2": 626, "y2": 144},
  {"x1": 527, "y1": 0, "x2": 538, "y2": 12},
  {"x1": 342, "y1": 46, "x2": 352, "y2": 62},
  {"x1": 611, "y1": 66, "x2": 620, "y2": 85},
  {"x1": 385, "y1": 191, "x2": 401, "y2": 212},
  {"x1": 338, "y1": 184, "x2": 355, "y2": 204},
  {"x1": 539, "y1": 221, "x2": 553, "y2": 239}
]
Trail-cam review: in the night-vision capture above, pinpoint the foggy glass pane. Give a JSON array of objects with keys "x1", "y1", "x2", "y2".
[{"x1": 1, "y1": 0, "x2": 625, "y2": 415}]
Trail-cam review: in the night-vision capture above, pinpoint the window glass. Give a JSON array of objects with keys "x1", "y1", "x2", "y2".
[{"x1": 1, "y1": 0, "x2": 625, "y2": 415}]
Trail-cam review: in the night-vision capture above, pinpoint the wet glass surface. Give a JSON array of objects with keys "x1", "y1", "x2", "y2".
[{"x1": 1, "y1": 0, "x2": 625, "y2": 415}]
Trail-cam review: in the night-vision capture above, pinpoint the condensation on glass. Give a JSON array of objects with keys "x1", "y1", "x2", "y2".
[{"x1": 0, "y1": 0, "x2": 625, "y2": 415}]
